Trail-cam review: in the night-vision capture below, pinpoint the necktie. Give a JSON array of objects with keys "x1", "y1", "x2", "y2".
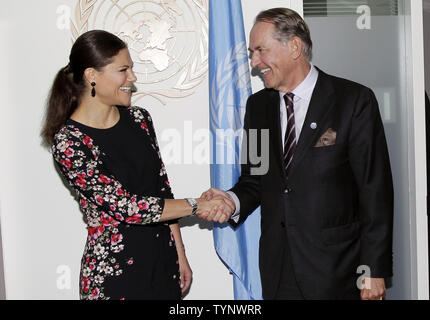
[{"x1": 283, "y1": 93, "x2": 296, "y2": 177}]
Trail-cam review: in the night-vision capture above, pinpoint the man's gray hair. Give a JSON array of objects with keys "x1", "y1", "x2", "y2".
[{"x1": 255, "y1": 8, "x2": 313, "y2": 61}]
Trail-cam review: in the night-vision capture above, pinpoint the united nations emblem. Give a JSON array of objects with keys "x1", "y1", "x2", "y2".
[
  {"x1": 71, "y1": 0, "x2": 208, "y2": 105},
  {"x1": 209, "y1": 41, "x2": 251, "y2": 165}
]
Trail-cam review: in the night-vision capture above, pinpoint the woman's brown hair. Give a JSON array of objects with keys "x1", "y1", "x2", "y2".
[{"x1": 41, "y1": 30, "x2": 127, "y2": 146}]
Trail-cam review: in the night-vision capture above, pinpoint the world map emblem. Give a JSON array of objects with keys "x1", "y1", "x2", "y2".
[{"x1": 70, "y1": 0, "x2": 208, "y2": 105}]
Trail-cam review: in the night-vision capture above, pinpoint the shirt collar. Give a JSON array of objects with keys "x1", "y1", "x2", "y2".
[{"x1": 279, "y1": 63, "x2": 319, "y2": 102}]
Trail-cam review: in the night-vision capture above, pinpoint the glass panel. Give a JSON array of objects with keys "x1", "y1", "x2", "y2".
[
  {"x1": 304, "y1": 0, "x2": 410, "y2": 299},
  {"x1": 304, "y1": 0, "x2": 399, "y2": 16}
]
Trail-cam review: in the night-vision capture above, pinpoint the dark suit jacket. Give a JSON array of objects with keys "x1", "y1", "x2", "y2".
[{"x1": 230, "y1": 68, "x2": 394, "y2": 300}]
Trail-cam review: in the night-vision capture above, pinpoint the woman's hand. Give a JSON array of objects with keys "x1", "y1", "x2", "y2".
[{"x1": 178, "y1": 251, "x2": 192, "y2": 295}]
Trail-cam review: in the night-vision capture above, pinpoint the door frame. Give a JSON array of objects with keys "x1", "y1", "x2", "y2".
[{"x1": 405, "y1": 0, "x2": 429, "y2": 300}]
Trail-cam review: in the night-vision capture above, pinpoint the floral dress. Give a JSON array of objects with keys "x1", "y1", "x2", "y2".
[{"x1": 52, "y1": 106, "x2": 181, "y2": 300}]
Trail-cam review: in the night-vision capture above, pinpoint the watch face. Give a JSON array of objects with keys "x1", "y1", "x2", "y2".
[
  {"x1": 187, "y1": 198, "x2": 197, "y2": 208},
  {"x1": 186, "y1": 198, "x2": 198, "y2": 216}
]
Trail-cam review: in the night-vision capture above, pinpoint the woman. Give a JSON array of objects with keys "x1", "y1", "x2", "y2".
[{"x1": 41, "y1": 30, "x2": 230, "y2": 300}]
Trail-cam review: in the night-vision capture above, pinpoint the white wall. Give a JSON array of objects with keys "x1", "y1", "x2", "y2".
[
  {"x1": 424, "y1": 0, "x2": 430, "y2": 95},
  {"x1": 0, "y1": 0, "x2": 299, "y2": 300}
]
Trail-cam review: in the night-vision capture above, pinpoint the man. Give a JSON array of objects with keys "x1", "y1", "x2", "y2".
[{"x1": 201, "y1": 8, "x2": 393, "y2": 300}]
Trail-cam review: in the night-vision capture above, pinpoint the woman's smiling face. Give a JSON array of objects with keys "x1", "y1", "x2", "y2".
[{"x1": 91, "y1": 48, "x2": 137, "y2": 107}]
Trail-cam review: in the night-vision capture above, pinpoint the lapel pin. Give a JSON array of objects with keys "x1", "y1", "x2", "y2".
[{"x1": 310, "y1": 122, "x2": 317, "y2": 130}]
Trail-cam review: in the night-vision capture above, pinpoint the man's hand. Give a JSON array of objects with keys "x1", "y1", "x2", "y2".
[
  {"x1": 196, "y1": 188, "x2": 236, "y2": 223},
  {"x1": 201, "y1": 188, "x2": 235, "y2": 204},
  {"x1": 360, "y1": 278, "x2": 386, "y2": 300}
]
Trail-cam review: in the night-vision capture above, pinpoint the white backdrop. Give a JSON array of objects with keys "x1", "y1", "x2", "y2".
[{"x1": 0, "y1": 0, "x2": 302, "y2": 300}]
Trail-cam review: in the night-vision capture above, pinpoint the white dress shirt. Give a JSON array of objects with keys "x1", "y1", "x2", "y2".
[
  {"x1": 279, "y1": 64, "x2": 319, "y2": 147},
  {"x1": 228, "y1": 64, "x2": 319, "y2": 220}
]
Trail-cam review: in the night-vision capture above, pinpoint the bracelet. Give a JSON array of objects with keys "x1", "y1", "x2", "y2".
[{"x1": 175, "y1": 243, "x2": 185, "y2": 250}]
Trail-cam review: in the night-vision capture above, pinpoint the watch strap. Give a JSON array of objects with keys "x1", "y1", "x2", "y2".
[{"x1": 186, "y1": 198, "x2": 198, "y2": 216}]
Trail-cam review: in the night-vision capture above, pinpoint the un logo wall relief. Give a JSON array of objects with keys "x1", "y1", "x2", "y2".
[{"x1": 71, "y1": 0, "x2": 208, "y2": 105}]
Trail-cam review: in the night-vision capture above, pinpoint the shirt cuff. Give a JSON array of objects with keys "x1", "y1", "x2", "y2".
[{"x1": 226, "y1": 191, "x2": 240, "y2": 223}]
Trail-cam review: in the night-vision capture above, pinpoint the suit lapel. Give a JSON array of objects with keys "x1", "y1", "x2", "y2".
[{"x1": 287, "y1": 70, "x2": 336, "y2": 178}]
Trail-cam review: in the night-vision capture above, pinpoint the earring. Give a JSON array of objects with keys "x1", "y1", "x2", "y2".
[{"x1": 91, "y1": 82, "x2": 96, "y2": 97}]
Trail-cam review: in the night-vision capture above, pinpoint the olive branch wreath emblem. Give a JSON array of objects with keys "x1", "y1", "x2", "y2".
[{"x1": 210, "y1": 41, "x2": 251, "y2": 165}]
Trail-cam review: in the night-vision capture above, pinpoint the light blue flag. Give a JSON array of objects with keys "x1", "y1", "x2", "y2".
[{"x1": 209, "y1": 0, "x2": 262, "y2": 300}]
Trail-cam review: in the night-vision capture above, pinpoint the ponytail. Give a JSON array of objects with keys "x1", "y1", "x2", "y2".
[
  {"x1": 41, "y1": 64, "x2": 84, "y2": 146},
  {"x1": 41, "y1": 30, "x2": 127, "y2": 147}
]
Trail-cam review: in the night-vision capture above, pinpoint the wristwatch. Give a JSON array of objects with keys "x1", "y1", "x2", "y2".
[{"x1": 185, "y1": 198, "x2": 198, "y2": 216}]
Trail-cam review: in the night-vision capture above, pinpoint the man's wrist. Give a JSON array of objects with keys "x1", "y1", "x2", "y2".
[{"x1": 226, "y1": 191, "x2": 240, "y2": 215}]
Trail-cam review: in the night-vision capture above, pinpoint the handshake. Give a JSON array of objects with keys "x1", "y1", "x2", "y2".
[{"x1": 193, "y1": 188, "x2": 236, "y2": 224}]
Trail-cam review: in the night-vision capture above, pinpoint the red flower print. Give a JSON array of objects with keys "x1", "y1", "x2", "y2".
[
  {"x1": 80, "y1": 198, "x2": 88, "y2": 209},
  {"x1": 125, "y1": 214, "x2": 142, "y2": 224},
  {"x1": 115, "y1": 213, "x2": 124, "y2": 221},
  {"x1": 77, "y1": 172, "x2": 86, "y2": 179},
  {"x1": 88, "y1": 227, "x2": 97, "y2": 237},
  {"x1": 138, "y1": 200, "x2": 149, "y2": 211},
  {"x1": 61, "y1": 158, "x2": 72, "y2": 169},
  {"x1": 111, "y1": 234, "x2": 123, "y2": 245},
  {"x1": 82, "y1": 136, "x2": 93, "y2": 148},
  {"x1": 75, "y1": 178, "x2": 87, "y2": 188},
  {"x1": 52, "y1": 108, "x2": 174, "y2": 300},
  {"x1": 88, "y1": 226, "x2": 104, "y2": 239},
  {"x1": 95, "y1": 195, "x2": 104, "y2": 205},
  {"x1": 81, "y1": 277, "x2": 90, "y2": 293},
  {"x1": 100, "y1": 213, "x2": 114, "y2": 226},
  {"x1": 91, "y1": 288, "x2": 100, "y2": 299},
  {"x1": 98, "y1": 175, "x2": 111, "y2": 184},
  {"x1": 65, "y1": 148, "x2": 74, "y2": 158},
  {"x1": 141, "y1": 122, "x2": 149, "y2": 133}
]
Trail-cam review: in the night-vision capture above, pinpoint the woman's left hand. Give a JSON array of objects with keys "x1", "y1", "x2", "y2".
[{"x1": 178, "y1": 253, "x2": 192, "y2": 295}]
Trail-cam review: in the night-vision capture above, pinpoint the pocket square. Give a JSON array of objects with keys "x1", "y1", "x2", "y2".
[{"x1": 315, "y1": 128, "x2": 337, "y2": 147}]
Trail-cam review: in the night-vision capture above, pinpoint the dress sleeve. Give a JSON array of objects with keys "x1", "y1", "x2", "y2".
[{"x1": 52, "y1": 127, "x2": 164, "y2": 225}]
